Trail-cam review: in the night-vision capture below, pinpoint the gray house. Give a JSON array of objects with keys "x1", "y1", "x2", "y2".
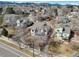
[{"x1": 31, "y1": 22, "x2": 52, "y2": 40}]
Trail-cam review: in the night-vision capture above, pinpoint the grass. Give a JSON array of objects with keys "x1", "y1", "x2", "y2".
[
  {"x1": 5, "y1": 27, "x2": 16, "y2": 35},
  {"x1": 72, "y1": 44, "x2": 79, "y2": 56},
  {"x1": 48, "y1": 42, "x2": 74, "y2": 56},
  {"x1": 58, "y1": 43, "x2": 74, "y2": 56}
]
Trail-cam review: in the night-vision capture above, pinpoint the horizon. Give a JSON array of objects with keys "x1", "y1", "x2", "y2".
[{"x1": 0, "y1": 1, "x2": 79, "y2": 5}]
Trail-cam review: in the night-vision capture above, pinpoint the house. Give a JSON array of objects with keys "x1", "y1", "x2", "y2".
[
  {"x1": 73, "y1": 6, "x2": 79, "y2": 12},
  {"x1": 13, "y1": 6, "x2": 32, "y2": 14},
  {"x1": 31, "y1": 22, "x2": 52, "y2": 40},
  {"x1": 57, "y1": 9, "x2": 63, "y2": 16},
  {"x1": 55, "y1": 24, "x2": 71, "y2": 40},
  {"x1": 37, "y1": 15, "x2": 50, "y2": 21},
  {"x1": 62, "y1": 26, "x2": 71, "y2": 40},
  {"x1": 69, "y1": 15, "x2": 79, "y2": 31},
  {"x1": 56, "y1": 16, "x2": 70, "y2": 24},
  {"x1": 28, "y1": 12, "x2": 50, "y2": 23},
  {"x1": 3, "y1": 14, "x2": 21, "y2": 27},
  {"x1": 68, "y1": 12, "x2": 79, "y2": 18},
  {"x1": 16, "y1": 17, "x2": 34, "y2": 28},
  {"x1": 57, "y1": 6, "x2": 71, "y2": 16},
  {"x1": 3, "y1": 14, "x2": 34, "y2": 28}
]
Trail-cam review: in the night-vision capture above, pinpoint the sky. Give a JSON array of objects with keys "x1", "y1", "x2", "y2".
[
  {"x1": 0, "y1": 0, "x2": 79, "y2": 5},
  {"x1": 0, "y1": 0, "x2": 78, "y2": 1}
]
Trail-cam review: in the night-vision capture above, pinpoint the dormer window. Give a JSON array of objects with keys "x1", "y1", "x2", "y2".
[{"x1": 20, "y1": 20, "x2": 23, "y2": 23}]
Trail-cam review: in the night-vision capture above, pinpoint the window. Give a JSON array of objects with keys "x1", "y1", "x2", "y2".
[
  {"x1": 63, "y1": 28, "x2": 65, "y2": 31},
  {"x1": 41, "y1": 29, "x2": 43, "y2": 32},
  {"x1": 32, "y1": 30, "x2": 34, "y2": 32}
]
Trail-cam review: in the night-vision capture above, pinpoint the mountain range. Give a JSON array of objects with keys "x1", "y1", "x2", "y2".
[{"x1": 0, "y1": 1, "x2": 78, "y2": 6}]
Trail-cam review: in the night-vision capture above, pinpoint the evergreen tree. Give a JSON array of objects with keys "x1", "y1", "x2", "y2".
[{"x1": 1, "y1": 28, "x2": 8, "y2": 36}]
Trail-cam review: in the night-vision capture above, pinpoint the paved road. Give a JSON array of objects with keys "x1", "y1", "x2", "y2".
[
  {"x1": 0, "y1": 43, "x2": 28, "y2": 57},
  {"x1": 0, "y1": 36, "x2": 44, "y2": 57}
]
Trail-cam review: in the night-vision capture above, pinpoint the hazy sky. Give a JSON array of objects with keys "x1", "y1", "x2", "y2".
[
  {"x1": 0, "y1": 0, "x2": 79, "y2": 5},
  {"x1": 0, "y1": 0, "x2": 78, "y2": 2}
]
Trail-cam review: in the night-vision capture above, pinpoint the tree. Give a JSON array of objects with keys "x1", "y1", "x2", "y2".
[
  {"x1": 6, "y1": 7, "x2": 15, "y2": 14},
  {"x1": 0, "y1": 7, "x2": 3, "y2": 14},
  {"x1": 39, "y1": 42, "x2": 46, "y2": 51},
  {"x1": 1, "y1": 28, "x2": 8, "y2": 36},
  {"x1": 25, "y1": 36, "x2": 36, "y2": 57},
  {"x1": 47, "y1": 38, "x2": 62, "y2": 56},
  {"x1": 25, "y1": 37, "x2": 35, "y2": 47},
  {"x1": 66, "y1": 5, "x2": 73, "y2": 12}
]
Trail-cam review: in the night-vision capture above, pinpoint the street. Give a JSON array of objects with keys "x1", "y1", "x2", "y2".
[
  {"x1": 0, "y1": 36, "x2": 41, "y2": 57},
  {"x1": 0, "y1": 42, "x2": 28, "y2": 57}
]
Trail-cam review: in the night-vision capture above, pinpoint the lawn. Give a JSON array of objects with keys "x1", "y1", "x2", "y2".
[{"x1": 59, "y1": 44, "x2": 73, "y2": 56}]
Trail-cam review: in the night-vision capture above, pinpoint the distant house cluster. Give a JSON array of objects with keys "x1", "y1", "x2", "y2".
[{"x1": 2, "y1": 5, "x2": 79, "y2": 41}]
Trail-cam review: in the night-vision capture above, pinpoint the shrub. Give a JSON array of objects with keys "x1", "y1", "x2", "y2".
[
  {"x1": 1, "y1": 28, "x2": 8, "y2": 36},
  {"x1": 6, "y1": 7, "x2": 15, "y2": 14}
]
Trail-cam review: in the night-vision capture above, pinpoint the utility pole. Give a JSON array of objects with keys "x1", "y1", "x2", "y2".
[{"x1": 33, "y1": 41, "x2": 35, "y2": 57}]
